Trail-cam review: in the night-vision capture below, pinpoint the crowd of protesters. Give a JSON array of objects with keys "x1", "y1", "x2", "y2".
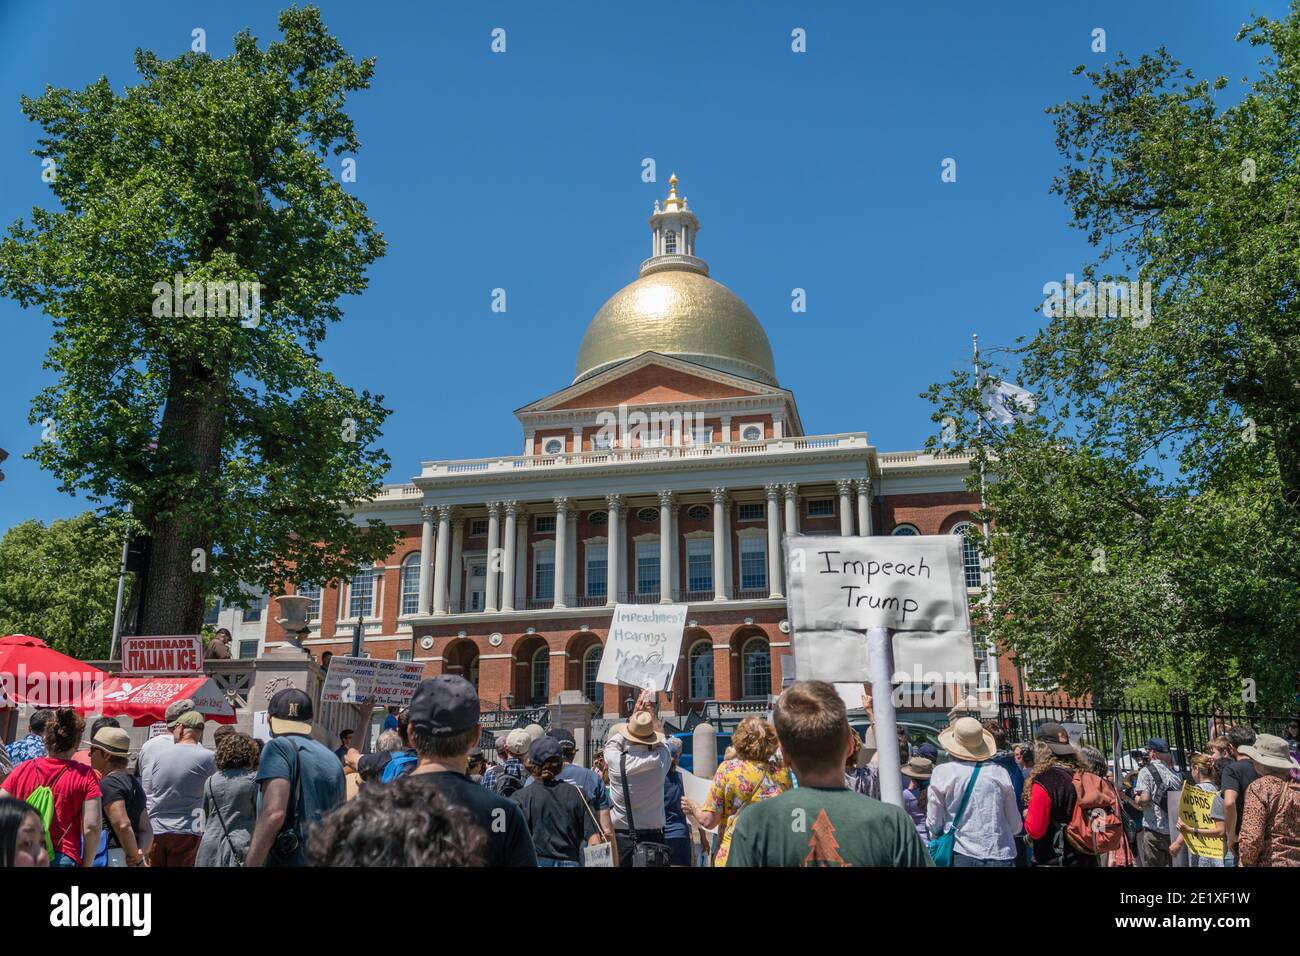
[{"x1": 1, "y1": 679, "x2": 1297, "y2": 868}]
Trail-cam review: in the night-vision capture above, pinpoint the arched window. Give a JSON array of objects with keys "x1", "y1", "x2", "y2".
[
  {"x1": 665, "y1": 230, "x2": 677, "y2": 254},
  {"x1": 400, "y1": 554, "x2": 421, "y2": 615},
  {"x1": 531, "y1": 646, "x2": 550, "y2": 705},
  {"x1": 891, "y1": 524, "x2": 919, "y2": 536},
  {"x1": 951, "y1": 522, "x2": 983, "y2": 588},
  {"x1": 688, "y1": 640, "x2": 714, "y2": 700},
  {"x1": 741, "y1": 637, "x2": 771, "y2": 699},
  {"x1": 582, "y1": 645, "x2": 603, "y2": 703}
]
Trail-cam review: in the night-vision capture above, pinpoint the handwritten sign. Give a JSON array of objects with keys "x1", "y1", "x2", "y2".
[
  {"x1": 1178, "y1": 785, "x2": 1224, "y2": 860},
  {"x1": 321, "y1": 656, "x2": 425, "y2": 706},
  {"x1": 121, "y1": 636, "x2": 204, "y2": 675},
  {"x1": 595, "y1": 604, "x2": 688, "y2": 692},
  {"x1": 784, "y1": 535, "x2": 975, "y2": 682}
]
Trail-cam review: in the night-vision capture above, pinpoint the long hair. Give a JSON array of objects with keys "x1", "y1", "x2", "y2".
[
  {"x1": 0, "y1": 797, "x2": 40, "y2": 867},
  {"x1": 1023, "y1": 741, "x2": 1080, "y2": 805},
  {"x1": 43, "y1": 709, "x2": 84, "y2": 756}
]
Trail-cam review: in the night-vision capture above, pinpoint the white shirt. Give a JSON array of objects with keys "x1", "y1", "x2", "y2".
[
  {"x1": 136, "y1": 733, "x2": 174, "y2": 816},
  {"x1": 927, "y1": 759, "x2": 1023, "y2": 861},
  {"x1": 604, "y1": 736, "x2": 671, "y2": 831}
]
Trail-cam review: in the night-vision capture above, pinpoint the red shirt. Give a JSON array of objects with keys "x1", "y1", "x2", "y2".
[{"x1": 3, "y1": 756, "x2": 102, "y2": 862}]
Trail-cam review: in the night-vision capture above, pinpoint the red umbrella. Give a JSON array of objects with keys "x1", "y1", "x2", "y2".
[
  {"x1": 71, "y1": 675, "x2": 236, "y2": 727},
  {"x1": 0, "y1": 635, "x2": 106, "y2": 709}
]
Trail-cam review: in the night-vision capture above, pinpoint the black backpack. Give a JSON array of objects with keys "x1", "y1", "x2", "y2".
[{"x1": 493, "y1": 770, "x2": 525, "y2": 798}]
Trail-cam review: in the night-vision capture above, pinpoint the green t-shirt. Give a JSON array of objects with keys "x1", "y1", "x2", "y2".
[{"x1": 726, "y1": 786, "x2": 934, "y2": 868}]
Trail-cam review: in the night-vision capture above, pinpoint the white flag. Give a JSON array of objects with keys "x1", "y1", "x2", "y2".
[{"x1": 981, "y1": 380, "x2": 1037, "y2": 424}]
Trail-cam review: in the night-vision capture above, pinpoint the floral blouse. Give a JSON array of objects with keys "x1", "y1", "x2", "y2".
[
  {"x1": 702, "y1": 756, "x2": 792, "y2": 867},
  {"x1": 1237, "y1": 774, "x2": 1300, "y2": 867}
]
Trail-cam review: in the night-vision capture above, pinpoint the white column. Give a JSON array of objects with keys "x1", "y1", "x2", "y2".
[
  {"x1": 618, "y1": 506, "x2": 629, "y2": 599},
  {"x1": 669, "y1": 504, "x2": 680, "y2": 597},
  {"x1": 711, "y1": 487, "x2": 729, "y2": 601},
  {"x1": 854, "y1": 478, "x2": 872, "y2": 536},
  {"x1": 418, "y1": 506, "x2": 435, "y2": 615},
  {"x1": 432, "y1": 505, "x2": 451, "y2": 614},
  {"x1": 524, "y1": 431, "x2": 535, "y2": 456},
  {"x1": 765, "y1": 483, "x2": 783, "y2": 599},
  {"x1": 658, "y1": 491, "x2": 675, "y2": 603},
  {"x1": 773, "y1": 416, "x2": 784, "y2": 439},
  {"x1": 571, "y1": 425, "x2": 582, "y2": 453},
  {"x1": 605, "y1": 494, "x2": 623, "y2": 607},
  {"x1": 553, "y1": 497, "x2": 569, "y2": 609},
  {"x1": 782, "y1": 482, "x2": 799, "y2": 536},
  {"x1": 501, "y1": 501, "x2": 519, "y2": 612},
  {"x1": 485, "y1": 502, "x2": 501, "y2": 612},
  {"x1": 449, "y1": 512, "x2": 464, "y2": 611},
  {"x1": 565, "y1": 510, "x2": 578, "y2": 604},
  {"x1": 721, "y1": 415, "x2": 732, "y2": 444},
  {"x1": 837, "y1": 480, "x2": 854, "y2": 536}
]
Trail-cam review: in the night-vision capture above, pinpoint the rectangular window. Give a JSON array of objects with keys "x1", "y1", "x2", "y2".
[
  {"x1": 296, "y1": 584, "x2": 322, "y2": 621},
  {"x1": 586, "y1": 552, "x2": 607, "y2": 599},
  {"x1": 468, "y1": 563, "x2": 487, "y2": 611},
  {"x1": 690, "y1": 425, "x2": 713, "y2": 445},
  {"x1": 349, "y1": 568, "x2": 376, "y2": 619},
  {"x1": 395, "y1": 649, "x2": 413, "y2": 662},
  {"x1": 469, "y1": 518, "x2": 489, "y2": 537},
  {"x1": 635, "y1": 540, "x2": 660, "y2": 595},
  {"x1": 534, "y1": 547, "x2": 555, "y2": 601},
  {"x1": 686, "y1": 539, "x2": 713, "y2": 593},
  {"x1": 740, "y1": 537, "x2": 767, "y2": 590},
  {"x1": 203, "y1": 600, "x2": 222, "y2": 625},
  {"x1": 241, "y1": 596, "x2": 263, "y2": 623},
  {"x1": 535, "y1": 515, "x2": 556, "y2": 534},
  {"x1": 401, "y1": 559, "x2": 420, "y2": 615},
  {"x1": 592, "y1": 433, "x2": 613, "y2": 451},
  {"x1": 807, "y1": 498, "x2": 835, "y2": 518},
  {"x1": 737, "y1": 502, "x2": 764, "y2": 522},
  {"x1": 237, "y1": 641, "x2": 258, "y2": 660},
  {"x1": 641, "y1": 429, "x2": 664, "y2": 449}
]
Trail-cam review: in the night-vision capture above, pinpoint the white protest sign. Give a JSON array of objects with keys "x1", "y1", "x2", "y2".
[
  {"x1": 784, "y1": 534, "x2": 976, "y2": 683},
  {"x1": 679, "y1": 769, "x2": 719, "y2": 834},
  {"x1": 595, "y1": 604, "x2": 688, "y2": 692},
  {"x1": 321, "y1": 656, "x2": 425, "y2": 706},
  {"x1": 252, "y1": 710, "x2": 270, "y2": 742}
]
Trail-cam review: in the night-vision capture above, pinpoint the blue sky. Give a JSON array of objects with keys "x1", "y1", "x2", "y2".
[{"x1": 0, "y1": 0, "x2": 1285, "y2": 532}]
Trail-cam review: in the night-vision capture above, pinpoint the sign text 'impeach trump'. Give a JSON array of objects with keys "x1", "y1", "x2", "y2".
[{"x1": 785, "y1": 534, "x2": 971, "y2": 633}]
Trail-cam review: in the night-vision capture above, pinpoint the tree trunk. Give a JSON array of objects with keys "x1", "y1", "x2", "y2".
[{"x1": 139, "y1": 359, "x2": 227, "y2": 635}]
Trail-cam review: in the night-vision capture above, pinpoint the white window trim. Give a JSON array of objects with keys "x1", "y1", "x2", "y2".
[
  {"x1": 805, "y1": 497, "x2": 836, "y2": 518},
  {"x1": 532, "y1": 540, "x2": 556, "y2": 599},
  {"x1": 687, "y1": 638, "x2": 714, "y2": 699},
  {"x1": 736, "y1": 501, "x2": 765, "y2": 523},
  {"x1": 740, "y1": 635, "x2": 771, "y2": 699},
  {"x1": 399, "y1": 553, "x2": 421, "y2": 618},
  {"x1": 891, "y1": 523, "x2": 920, "y2": 536}
]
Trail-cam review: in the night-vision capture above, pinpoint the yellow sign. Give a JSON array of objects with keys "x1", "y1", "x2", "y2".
[{"x1": 1177, "y1": 784, "x2": 1224, "y2": 859}]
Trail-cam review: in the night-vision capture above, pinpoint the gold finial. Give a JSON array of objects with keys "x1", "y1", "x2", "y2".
[{"x1": 663, "y1": 173, "x2": 683, "y2": 210}]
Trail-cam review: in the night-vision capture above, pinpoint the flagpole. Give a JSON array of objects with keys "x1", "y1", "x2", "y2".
[{"x1": 971, "y1": 335, "x2": 1005, "y2": 713}]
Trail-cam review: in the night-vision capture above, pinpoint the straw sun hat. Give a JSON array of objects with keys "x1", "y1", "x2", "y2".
[{"x1": 939, "y1": 717, "x2": 997, "y2": 762}]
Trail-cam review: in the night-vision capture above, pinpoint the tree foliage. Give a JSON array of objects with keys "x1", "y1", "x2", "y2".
[
  {"x1": 0, "y1": 7, "x2": 398, "y2": 634},
  {"x1": 0, "y1": 512, "x2": 126, "y2": 660},
  {"x1": 927, "y1": 7, "x2": 1300, "y2": 712}
]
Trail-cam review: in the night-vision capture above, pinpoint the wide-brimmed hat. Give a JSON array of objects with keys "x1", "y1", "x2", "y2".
[
  {"x1": 90, "y1": 726, "x2": 131, "y2": 758},
  {"x1": 901, "y1": 756, "x2": 934, "y2": 780},
  {"x1": 614, "y1": 710, "x2": 665, "y2": 747},
  {"x1": 1239, "y1": 734, "x2": 1300, "y2": 772},
  {"x1": 939, "y1": 717, "x2": 997, "y2": 762}
]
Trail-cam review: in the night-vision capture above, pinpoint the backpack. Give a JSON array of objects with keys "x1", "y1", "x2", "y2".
[
  {"x1": 25, "y1": 763, "x2": 70, "y2": 858},
  {"x1": 492, "y1": 770, "x2": 525, "y2": 798},
  {"x1": 1065, "y1": 771, "x2": 1125, "y2": 856},
  {"x1": 380, "y1": 751, "x2": 417, "y2": 783}
]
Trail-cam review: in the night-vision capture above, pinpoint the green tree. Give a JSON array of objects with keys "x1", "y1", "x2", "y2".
[
  {"x1": 0, "y1": 512, "x2": 126, "y2": 660},
  {"x1": 0, "y1": 7, "x2": 397, "y2": 635},
  {"x1": 927, "y1": 6, "x2": 1300, "y2": 712}
]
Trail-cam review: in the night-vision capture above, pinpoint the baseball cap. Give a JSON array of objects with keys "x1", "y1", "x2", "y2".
[
  {"x1": 506, "y1": 728, "x2": 531, "y2": 756},
  {"x1": 915, "y1": 743, "x2": 940, "y2": 762},
  {"x1": 1145, "y1": 737, "x2": 1170, "y2": 754},
  {"x1": 174, "y1": 710, "x2": 205, "y2": 730},
  {"x1": 524, "y1": 723, "x2": 546, "y2": 742},
  {"x1": 408, "y1": 675, "x2": 480, "y2": 737},
  {"x1": 1034, "y1": 721, "x2": 1075, "y2": 756},
  {"x1": 90, "y1": 726, "x2": 131, "y2": 758},
  {"x1": 547, "y1": 727, "x2": 577, "y2": 750},
  {"x1": 164, "y1": 698, "x2": 197, "y2": 727},
  {"x1": 527, "y1": 736, "x2": 563, "y2": 766},
  {"x1": 268, "y1": 687, "x2": 314, "y2": 736}
]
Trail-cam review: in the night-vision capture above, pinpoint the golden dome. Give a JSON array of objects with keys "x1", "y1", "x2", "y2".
[{"x1": 574, "y1": 269, "x2": 778, "y2": 385}]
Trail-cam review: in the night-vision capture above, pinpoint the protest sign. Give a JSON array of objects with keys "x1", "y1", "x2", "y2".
[
  {"x1": 321, "y1": 656, "x2": 425, "y2": 706},
  {"x1": 680, "y1": 770, "x2": 719, "y2": 834},
  {"x1": 595, "y1": 604, "x2": 688, "y2": 692},
  {"x1": 121, "y1": 635, "x2": 204, "y2": 675},
  {"x1": 783, "y1": 535, "x2": 975, "y2": 682},
  {"x1": 1178, "y1": 785, "x2": 1224, "y2": 860},
  {"x1": 252, "y1": 710, "x2": 270, "y2": 742}
]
